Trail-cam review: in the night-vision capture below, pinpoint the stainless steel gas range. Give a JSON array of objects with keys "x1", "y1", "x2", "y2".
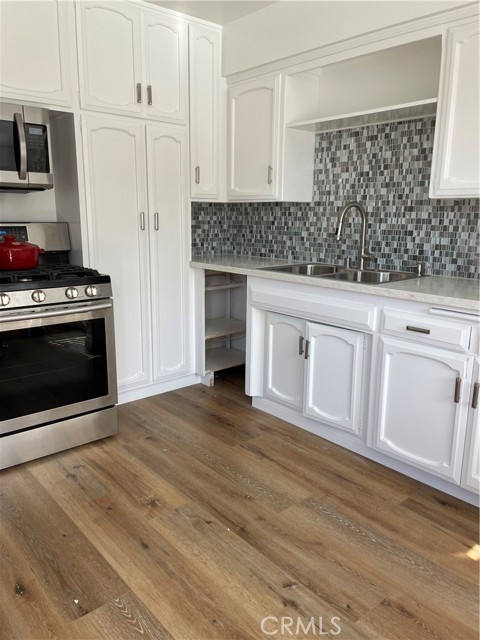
[{"x1": 0, "y1": 222, "x2": 117, "y2": 469}]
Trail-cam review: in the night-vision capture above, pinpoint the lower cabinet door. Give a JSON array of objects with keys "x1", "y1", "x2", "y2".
[
  {"x1": 146, "y1": 124, "x2": 190, "y2": 381},
  {"x1": 264, "y1": 312, "x2": 305, "y2": 410},
  {"x1": 304, "y1": 322, "x2": 365, "y2": 434},
  {"x1": 82, "y1": 115, "x2": 151, "y2": 392},
  {"x1": 462, "y1": 358, "x2": 480, "y2": 493},
  {"x1": 374, "y1": 336, "x2": 471, "y2": 482}
]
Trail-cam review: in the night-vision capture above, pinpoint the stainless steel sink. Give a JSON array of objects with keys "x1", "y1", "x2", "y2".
[
  {"x1": 258, "y1": 262, "x2": 421, "y2": 284},
  {"x1": 260, "y1": 262, "x2": 341, "y2": 276},
  {"x1": 321, "y1": 269, "x2": 418, "y2": 284}
]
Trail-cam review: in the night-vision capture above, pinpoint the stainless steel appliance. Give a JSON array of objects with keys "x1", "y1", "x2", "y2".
[
  {"x1": 0, "y1": 223, "x2": 117, "y2": 469},
  {"x1": 0, "y1": 103, "x2": 53, "y2": 192}
]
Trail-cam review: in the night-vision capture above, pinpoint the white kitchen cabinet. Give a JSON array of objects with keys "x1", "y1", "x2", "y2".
[
  {"x1": 143, "y1": 9, "x2": 188, "y2": 123},
  {"x1": 0, "y1": 0, "x2": 73, "y2": 106},
  {"x1": 304, "y1": 322, "x2": 365, "y2": 434},
  {"x1": 146, "y1": 124, "x2": 190, "y2": 381},
  {"x1": 77, "y1": 1, "x2": 187, "y2": 122},
  {"x1": 81, "y1": 115, "x2": 150, "y2": 390},
  {"x1": 81, "y1": 114, "x2": 190, "y2": 394},
  {"x1": 374, "y1": 336, "x2": 471, "y2": 483},
  {"x1": 430, "y1": 20, "x2": 480, "y2": 198},
  {"x1": 264, "y1": 313, "x2": 305, "y2": 410},
  {"x1": 264, "y1": 311, "x2": 366, "y2": 433},
  {"x1": 227, "y1": 73, "x2": 314, "y2": 202},
  {"x1": 189, "y1": 24, "x2": 222, "y2": 199},
  {"x1": 462, "y1": 358, "x2": 480, "y2": 493},
  {"x1": 228, "y1": 74, "x2": 280, "y2": 200}
]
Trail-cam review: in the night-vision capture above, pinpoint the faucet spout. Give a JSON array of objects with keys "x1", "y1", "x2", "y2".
[{"x1": 335, "y1": 201, "x2": 373, "y2": 271}]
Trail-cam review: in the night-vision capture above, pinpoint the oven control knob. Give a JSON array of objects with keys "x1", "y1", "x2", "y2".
[
  {"x1": 0, "y1": 293, "x2": 10, "y2": 307},
  {"x1": 31, "y1": 290, "x2": 46, "y2": 303},
  {"x1": 85, "y1": 285, "x2": 98, "y2": 297},
  {"x1": 65, "y1": 287, "x2": 79, "y2": 300}
]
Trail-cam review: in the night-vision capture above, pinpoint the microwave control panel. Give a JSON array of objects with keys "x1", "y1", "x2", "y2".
[{"x1": 25, "y1": 124, "x2": 49, "y2": 173}]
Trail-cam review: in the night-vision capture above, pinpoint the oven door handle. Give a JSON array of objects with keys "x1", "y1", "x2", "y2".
[{"x1": 0, "y1": 302, "x2": 112, "y2": 323}]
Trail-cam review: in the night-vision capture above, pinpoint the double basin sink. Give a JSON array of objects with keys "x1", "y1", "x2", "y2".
[{"x1": 259, "y1": 262, "x2": 420, "y2": 284}]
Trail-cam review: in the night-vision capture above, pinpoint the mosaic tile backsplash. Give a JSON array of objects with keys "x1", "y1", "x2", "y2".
[{"x1": 192, "y1": 117, "x2": 479, "y2": 278}]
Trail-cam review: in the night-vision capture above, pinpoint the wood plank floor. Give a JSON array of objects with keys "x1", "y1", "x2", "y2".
[{"x1": 1, "y1": 367, "x2": 479, "y2": 639}]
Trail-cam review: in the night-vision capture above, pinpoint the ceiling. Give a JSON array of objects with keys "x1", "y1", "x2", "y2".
[{"x1": 146, "y1": 1, "x2": 277, "y2": 25}]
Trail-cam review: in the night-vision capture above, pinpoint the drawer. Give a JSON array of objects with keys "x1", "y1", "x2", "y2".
[{"x1": 381, "y1": 308, "x2": 472, "y2": 352}]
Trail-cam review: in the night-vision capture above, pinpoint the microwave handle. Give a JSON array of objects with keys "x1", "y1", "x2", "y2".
[{"x1": 14, "y1": 112, "x2": 27, "y2": 180}]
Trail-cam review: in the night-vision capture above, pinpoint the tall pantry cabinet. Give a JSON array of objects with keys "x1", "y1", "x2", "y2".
[{"x1": 77, "y1": 1, "x2": 201, "y2": 400}]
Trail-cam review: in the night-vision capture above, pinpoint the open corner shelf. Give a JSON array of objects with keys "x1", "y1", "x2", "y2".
[{"x1": 287, "y1": 98, "x2": 438, "y2": 133}]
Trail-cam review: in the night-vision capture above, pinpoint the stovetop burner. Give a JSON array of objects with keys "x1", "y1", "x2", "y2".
[
  {"x1": 0, "y1": 264, "x2": 111, "y2": 293},
  {"x1": 0, "y1": 264, "x2": 103, "y2": 284}
]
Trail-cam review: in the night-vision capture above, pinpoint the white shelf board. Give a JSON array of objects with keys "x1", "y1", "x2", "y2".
[
  {"x1": 206, "y1": 347, "x2": 246, "y2": 372},
  {"x1": 205, "y1": 283, "x2": 246, "y2": 292},
  {"x1": 205, "y1": 318, "x2": 246, "y2": 340},
  {"x1": 287, "y1": 99, "x2": 438, "y2": 133}
]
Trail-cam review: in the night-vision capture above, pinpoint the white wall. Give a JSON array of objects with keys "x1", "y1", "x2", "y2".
[
  {"x1": 222, "y1": 0, "x2": 470, "y2": 76},
  {"x1": 0, "y1": 190, "x2": 57, "y2": 223}
]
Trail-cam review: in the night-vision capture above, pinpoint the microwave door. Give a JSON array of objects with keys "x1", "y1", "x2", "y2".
[
  {"x1": 23, "y1": 106, "x2": 53, "y2": 190},
  {"x1": 0, "y1": 105, "x2": 28, "y2": 188}
]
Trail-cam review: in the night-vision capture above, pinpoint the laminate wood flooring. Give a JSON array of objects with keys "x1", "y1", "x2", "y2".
[{"x1": 1, "y1": 367, "x2": 479, "y2": 639}]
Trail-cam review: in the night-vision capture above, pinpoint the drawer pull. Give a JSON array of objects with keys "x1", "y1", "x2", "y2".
[
  {"x1": 304, "y1": 339, "x2": 310, "y2": 360},
  {"x1": 406, "y1": 325, "x2": 431, "y2": 335},
  {"x1": 267, "y1": 165, "x2": 273, "y2": 184},
  {"x1": 136, "y1": 82, "x2": 142, "y2": 103},
  {"x1": 472, "y1": 382, "x2": 479, "y2": 409},
  {"x1": 454, "y1": 377, "x2": 462, "y2": 404},
  {"x1": 298, "y1": 336, "x2": 304, "y2": 356},
  {"x1": 147, "y1": 84, "x2": 153, "y2": 105}
]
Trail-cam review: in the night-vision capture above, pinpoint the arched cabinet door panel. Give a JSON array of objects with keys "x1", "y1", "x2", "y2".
[{"x1": 373, "y1": 336, "x2": 471, "y2": 482}]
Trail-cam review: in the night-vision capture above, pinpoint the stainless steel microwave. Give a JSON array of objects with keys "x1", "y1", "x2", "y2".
[{"x1": 0, "y1": 103, "x2": 53, "y2": 192}]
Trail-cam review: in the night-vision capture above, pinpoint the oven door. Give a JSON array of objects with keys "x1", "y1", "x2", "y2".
[{"x1": 0, "y1": 300, "x2": 117, "y2": 435}]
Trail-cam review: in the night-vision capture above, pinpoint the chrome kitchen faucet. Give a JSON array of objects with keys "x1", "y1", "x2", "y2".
[{"x1": 335, "y1": 201, "x2": 374, "y2": 270}]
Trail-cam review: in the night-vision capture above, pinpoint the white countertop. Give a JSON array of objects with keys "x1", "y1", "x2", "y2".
[{"x1": 190, "y1": 254, "x2": 480, "y2": 312}]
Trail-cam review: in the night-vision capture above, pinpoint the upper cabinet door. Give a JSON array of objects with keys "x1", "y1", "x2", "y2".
[
  {"x1": 143, "y1": 11, "x2": 188, "y2": 123},
  {"x1": 77, "y1": 1, "x2": 143, "y2": 116},
  {"x1": 189, "y1": 24, "x2": 221, "y2": 198},
  {"x1": 0, "y1": 0, "x2": 72, "y2": 106},
  {"x1": 430, "y1": 20, "x2": 480, "y2": 198},
  {"x1": 228, "y1": 75, "x2": 281, "y2": 200}
]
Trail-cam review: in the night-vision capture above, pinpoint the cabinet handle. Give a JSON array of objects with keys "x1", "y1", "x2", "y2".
[
  {"x1": 298, "y1": 336, "x2": 304, "y2": 356},
  {"x1": 195, "y1": 166, "x2": 200, "y2": 184},
  {"x1": 406, "y1": 325, "x2": 431, "y2": 335},
  {"x1": 139, "y1": 212, "x2": 145, "y2": 230},
  {"x1": 154, "y1": 212, "x2": 159, "y2": 231},
  {"x1": 147, "y1": 84, "x2": 152, "y2": 105},
  {"x1": 136, "y1": 83, "x2": 142, "y2": 103},
  {"x1": 267, "y1": 165, "x2": 273, "y2": 184},
  {"x1": 472, "y1": 382, "x2": 479, "y2": 409},
  {"x1": 304, "y1": 339, "x2": 310, "y2": 360},
  {"x1": 14, "y1": 112, "x2": 27, "y2": 180},
  {"x1": 454, "y1": 377, "x2": 462, "y2": 404}
]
